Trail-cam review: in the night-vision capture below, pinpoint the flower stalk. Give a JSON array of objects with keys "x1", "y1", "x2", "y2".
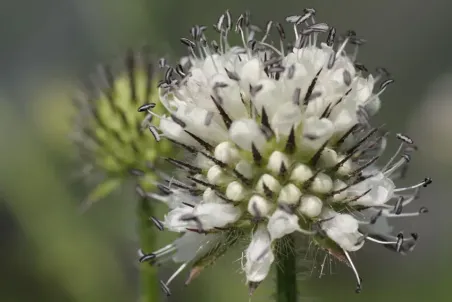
[
  {"x1": 276, "y1": 235, "x2": 297, "y2": 302},
  {"x1": 138, "y1": 197, "x2": 160, "y2": 302}
]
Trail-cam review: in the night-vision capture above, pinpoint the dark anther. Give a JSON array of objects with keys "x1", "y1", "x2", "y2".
[
  {"x1": 292, "y1": 88, "x2": 301, "y2": 105},
  {"x1": 180, "y1": 38, "x2": 195, "y2": 48},
  {"x1": 150, "y1": 216, "x2": 164, "y2": 231},
  {"x1": 138, "y1": 103, "x2": 156, "y2": 112},
  {"x1": 139, "y1": 253, "x2": 156, "y2": 263},
  {"x1": 355, "y1": 280, "x2": 362, "y2": 294},
  {"x1": 275, "y1": 22, "x2": 286, "y2": 39},
  {"x1": 396, "y1": 133, "x2": 414, "y2": 145},
  {"x1": 423, "y1": 177, "x2": 432, "y2": 187},
  {"x1": 324, "y1": 26, "x2": 336, "y2": 46},
  {"x1": 394, "y1": 196, "x2": 404, "y2": 215},
  {"x1": 396, "y1": 233, "x2": 404, "y2": 253},
  {"x1": 419, "y1": 207, "x2": 429, "y2": 214}
]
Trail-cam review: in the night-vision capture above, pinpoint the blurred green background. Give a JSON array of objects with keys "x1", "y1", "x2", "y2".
[{"x1": 0, "y1": 0, "x2": 450, "y2": 301}]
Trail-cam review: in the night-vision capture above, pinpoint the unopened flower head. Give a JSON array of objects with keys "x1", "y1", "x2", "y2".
[
  {"x1": 138, "y1": 9, "x2": 431, "y2": 295},
  {"x1": 72, "y1": 49, "x2": 172, "y2": 206}
]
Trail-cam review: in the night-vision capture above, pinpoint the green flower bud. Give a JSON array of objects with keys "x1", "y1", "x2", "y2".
[{"x1": 72, "y1": 49, "x2": 173, "y2": 206}]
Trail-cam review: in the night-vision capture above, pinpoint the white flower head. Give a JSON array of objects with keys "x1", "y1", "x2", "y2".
[{"x1": 137, "y1": 9, "x2": 431, "y2": 295}]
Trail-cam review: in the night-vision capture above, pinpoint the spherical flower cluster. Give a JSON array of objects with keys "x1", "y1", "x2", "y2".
[
  {"x1": 138, "y1": 9, "x2": 431, "y2": 294},
  {"x1": 71, "y1": 49, "x2": 172, "y2": 206}
]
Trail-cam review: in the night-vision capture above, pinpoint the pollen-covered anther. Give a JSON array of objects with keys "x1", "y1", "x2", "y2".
[
  {"x1": 309, "y1": 172, "x2": 333, "y2": 194},
  {"x1": 298, "y1": 195, "x2": 323, "y2": 218},
  {"x1": 277, "y1": 183, "x2": 302, "y2": 206},
  {"x1": 248, "y1": 195, "x2": 272, "y2": 217},
  {"x1": 226, "y1": 181, "x2": 247, "y2": 201},
  {"x1": 256, "y1": 174, "x2": 282, "y2": 196}
]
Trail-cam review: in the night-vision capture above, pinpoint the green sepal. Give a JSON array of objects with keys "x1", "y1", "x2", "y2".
[{"x1": 83, "y1": 178, "x2": 122, "y2": 207}]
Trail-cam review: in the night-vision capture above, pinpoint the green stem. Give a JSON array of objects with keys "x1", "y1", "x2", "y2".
[
  {"x1": 138, "y1": 198, "x2": 160, "y2": 302},
  {"x1": 276, "y1": 234, "x2": 297, "y2": 302}
]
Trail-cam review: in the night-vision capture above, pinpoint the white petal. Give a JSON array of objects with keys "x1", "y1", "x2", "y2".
[
  {"x1": 364, "y1": 97, "x2": 381, "y2": 116},
  {"x1": 245, "y1": 225, "x2": 274, "y2": 283},
  {"x1": 166, "y1": 190, "x2": 198, "y2": 209},
  {"x1": 184, "y1": 68, "x2": 209, "y2": 100},
  {"x1": 194, "y1": 203, "x2": 242, "y2": 229},
  {"x1": 239, "y1": 58, "x2": 265, "y2": 93},
  {"x1": 320, "y1": 210, "x2": 363, "y2": 251},
  {"x1": 347, "y1": 173, "x2": 395, "y2": 206},
  {"x1": 210, "y1": 74, "x2": 247, "y2": 119},
  {"x1": 203, "y1": 188, "x2": 226, "y2": 204},
  {"x1": 353, "y1": 76, "x2": 374, "y2": 104},
  {"x1": 164, "y1": 207, "x2": 197, "y2": 232},
  {"x1": 229, "y1": 119, "x2": 267, "y2": 151},
  {"x1": 172, "y1": 233, "x2": 218, "y2": 263},
  {"x1": 174, "y1": 105, "x2": 228, "y2": 144},
  {"x1": 267, "y1": 209, "x2": 300, "y2": 240},
  {"x1": 301, "y1": 117, "x2": 334, "y2": 150},
  {"x1": 359, "y1": 208, "x2": 394, "y2": 235},
  {"x1": 252, "y1": 79, "x2": 279, "y2": 116},
  {"x1": 159, "y1": 118, "x2": 200, "y2": 147},
  {"x1": 331, "y1": 105, "x2": 358, "y2": 133},
  {"x1": 202, "y1": 54, "x2": 225, "y2": 78},
  {"x1": 270, "y1": 102, "x2": 304, "y2": 136}
]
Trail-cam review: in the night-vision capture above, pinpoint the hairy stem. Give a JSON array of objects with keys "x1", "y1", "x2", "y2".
[
  {"x1": 276, "y1": 234, "x2": 297, "y2": 302},
  {"x1": 138, "y1": 198, "x2": 160, "y2": 302}
]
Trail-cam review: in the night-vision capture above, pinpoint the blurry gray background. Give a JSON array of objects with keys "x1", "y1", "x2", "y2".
[{"x1": 0, "y1": 0, "x2": 450, "y2": 301}]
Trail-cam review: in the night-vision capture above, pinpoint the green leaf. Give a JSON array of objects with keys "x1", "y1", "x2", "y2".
[{"x1": 82, "y1": 178, "x2": 122, "y2": 210}]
